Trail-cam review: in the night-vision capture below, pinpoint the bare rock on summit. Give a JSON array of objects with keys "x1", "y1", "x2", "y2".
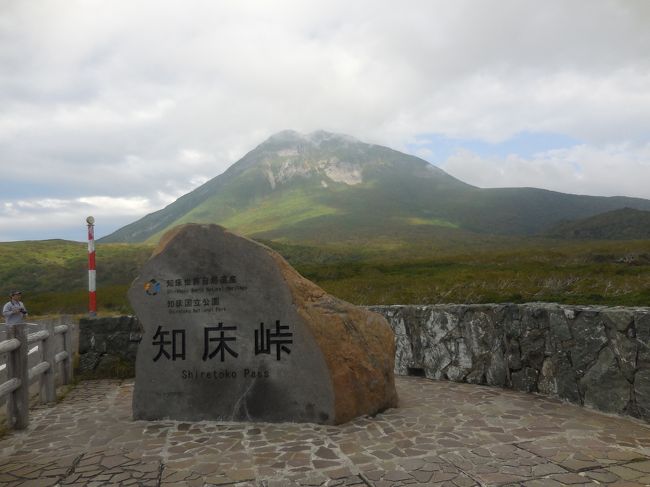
[{"x1": 129, "y1": 223, "x2": 397, "y2": 424}]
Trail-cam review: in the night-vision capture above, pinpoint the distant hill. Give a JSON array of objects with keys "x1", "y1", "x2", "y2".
[
  {"x1": 0, "y1": 239, "x2": 153, "y2": 293},
  {"x1": 544, "y1": 208, "x2": 650, "y2": 240},
  {"x1": 100, "y1": 130, "x2": 650, "y2": 244},
  {"x1": 0, "y1": 240, "x2": 153, "y2": 315}
]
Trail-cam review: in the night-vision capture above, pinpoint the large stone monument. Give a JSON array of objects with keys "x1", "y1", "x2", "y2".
[{"x1": 129, "y1": 224, "x2": 397, "y2": 424}]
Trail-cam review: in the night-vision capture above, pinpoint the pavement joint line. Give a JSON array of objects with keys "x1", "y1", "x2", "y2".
[
  {"x1": 59, "y1": 452, "x2": 84, "y2": 484},
  {"x1": 357, "y1": 472, "x2": 373, "y2": 486},
  {"x1": 156, "y1": 460, "x2": 165, "y2": 487},
  {"x1": 511, "y1": 441, "x2": 572, "y2": 472},
  {"x1": 454, "y1": 463, "x2": 487, "y2": 487},
  {"x1": 513, "y1": 440, "x2": 645, "y2": 474}
]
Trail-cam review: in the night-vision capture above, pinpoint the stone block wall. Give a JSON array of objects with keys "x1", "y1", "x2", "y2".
[
  {"x1": 371, "y1": 304, "x2": 650, "y2": 422},
  {"x1": 75, "y1": 305, "x2": 650, "y2": 422},
  {"x1": 78, "y1": 316, "x2": 142, "y2": 378}
]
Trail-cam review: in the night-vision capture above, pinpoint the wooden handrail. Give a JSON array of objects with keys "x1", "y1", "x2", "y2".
[
  {"x1": 0, "y1": 378, "x2": 21, "y2": 397},
  {"x1": 0, "y1": 338, "x2": 20, "y2": 354},
  {"x1": 0, "y1": 321, "x2": 74, "y2": 430},
  {"x1": 28, "y1": 361, "x2": 50, "y2": 381},
  {"x1": 54, "y1": 324, "x2": 68, "y2": 335},
  {"x1": 54, "y1": 351, "x2": 68, "y2": 363},
  {"x1": 27, "y1": 330, "x2": 50, "y2": 344}
]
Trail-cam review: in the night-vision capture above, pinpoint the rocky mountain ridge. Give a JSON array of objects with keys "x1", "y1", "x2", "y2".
[{"x1": 101, "y1": 130, "x2": 650, "y2": 244}]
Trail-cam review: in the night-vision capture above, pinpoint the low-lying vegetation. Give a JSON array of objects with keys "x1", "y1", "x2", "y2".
[{"x1": 2, "y1": 237, "x2": 649, "y2": 315}]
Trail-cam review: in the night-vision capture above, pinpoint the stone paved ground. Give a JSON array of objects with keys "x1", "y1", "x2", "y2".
[{"x1": 1, "y1": 377, "x2": 650, "y2": 487}]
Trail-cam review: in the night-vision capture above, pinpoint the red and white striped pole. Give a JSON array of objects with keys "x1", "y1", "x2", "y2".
[{"x1": 86, "y1": 216, "x2": 97, "y2": 317}]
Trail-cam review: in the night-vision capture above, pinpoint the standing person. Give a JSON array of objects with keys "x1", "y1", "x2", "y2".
[{"x1": 3, "y1": 291, "x2": 28, "y2": 326}]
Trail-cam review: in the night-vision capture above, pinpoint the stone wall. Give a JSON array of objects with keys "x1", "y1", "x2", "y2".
[
  {"x1": 78, "y1": 316, "x2": 142, "y2": 378},
  {"x1": 75, "y1": 305, "x2": 650, "y2": 422},
  {"x1": 371, "y1": 304, "x2": 650, "y2": 422}
]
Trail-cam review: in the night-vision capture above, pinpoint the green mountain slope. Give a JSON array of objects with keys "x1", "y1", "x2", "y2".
[
  {"x1": 545, "y1": 207, "x2": 650, "y2": 240},
  {"x1": 100, "y1": 130, "x2": 650, "y2": 244}
]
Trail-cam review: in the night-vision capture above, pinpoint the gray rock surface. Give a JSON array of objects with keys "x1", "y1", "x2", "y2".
[
  {"x1": 636, "y1": 368, "x2": 650, "y2": 418},
  {"x1": 78, "y1": 315, "x2": 141, "y2": 377},
  {"x1": 580, "y1": 347, "x2": 631, "y2": 414},
  {"x1": 129, "y1": 224, "x2": 396, "y2": 424},
  {"x1": 372, "y1": 304, "x2": 650, "y2": 422}
]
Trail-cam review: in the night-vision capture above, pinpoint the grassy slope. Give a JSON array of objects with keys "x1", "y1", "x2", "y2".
[
  {"x1": 545, "y1": 208, "x2": 650, "y2": 240},
  {"x1": 294, "y1": 240, "x2": 650, "y2": 306},
  {"x1": 3, "y1": 235, "x2": 648, "y2": 317},
  {"x1": 0, "y1": 240, "x2": 153, "y2": 315},
  {"x1": 140, "y1": 163, "x2": 465, "y2": 245}
]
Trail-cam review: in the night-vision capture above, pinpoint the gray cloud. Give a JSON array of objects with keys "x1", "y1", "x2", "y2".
[
  {"x1": 439, "y1": 143, "x2": 650, "y2": 199},
  {"x1": 1, "y1": 0, "x2": 649, "y2": 240}
]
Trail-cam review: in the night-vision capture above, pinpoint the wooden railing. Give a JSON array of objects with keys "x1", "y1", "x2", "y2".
[{"x1": 0, "y1": 322, "x2": 73, "y2": 430}]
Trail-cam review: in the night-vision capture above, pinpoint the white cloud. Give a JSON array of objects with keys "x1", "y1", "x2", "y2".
[
  {"x1": 440, "y1": 143, "x2": 650, "y2": 199},
  {"x1": 0, "y1": 0, "x2": 649, "y2": 240},
  {"x1": 76, "y1": 196, "x2": 153, "y2": 214},
  {"x1": 0, "y1": 195, "x2": 164, "y2": 241}
]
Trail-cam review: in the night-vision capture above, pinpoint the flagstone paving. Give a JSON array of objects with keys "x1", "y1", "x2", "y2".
[{"x1": 1, "y1": 376, "x2": 649, "y2": 486}]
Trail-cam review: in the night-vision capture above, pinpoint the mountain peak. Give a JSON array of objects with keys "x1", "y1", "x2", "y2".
[
  {"x1": 251, "y1": 130, "x2": 367, "y2": 188},
  {"x1": 99, "y1": 131, "x2": 650, "y2": 245},
  {"x1": 263, "y1": 130, "x2": 360, "y2": 148},
  {"x1": 251, "y1": 130, "x2": 451, "y2": 189}
]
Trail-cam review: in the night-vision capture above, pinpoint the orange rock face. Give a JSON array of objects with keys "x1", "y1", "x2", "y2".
[
  {"x1": 270, "y1": 254, "x2": 399, "y2": 423},
  {"x1": 131, "y1": 223, "x2": 397, "y2": 424}
]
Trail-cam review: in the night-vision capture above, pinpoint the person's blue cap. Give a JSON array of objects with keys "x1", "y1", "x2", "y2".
[{"x1": 9, "y1": 290, "x2": 21, "y2": 296}]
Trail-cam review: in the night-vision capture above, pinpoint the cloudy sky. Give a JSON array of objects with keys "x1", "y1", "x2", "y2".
[{"x1": 1, "y1": 0, "x2": 649, "y2": 241}]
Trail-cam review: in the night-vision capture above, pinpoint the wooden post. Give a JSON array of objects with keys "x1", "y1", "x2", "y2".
[
  {"x1": 63, "y1": 325, "x2": 73, "y2": 385},
  {"x1": 7, "y1": 323, "x2": 29, "y2": 429},
  {"x1": 41, "y1": 323, "x2": 56, "y2": 404}
]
